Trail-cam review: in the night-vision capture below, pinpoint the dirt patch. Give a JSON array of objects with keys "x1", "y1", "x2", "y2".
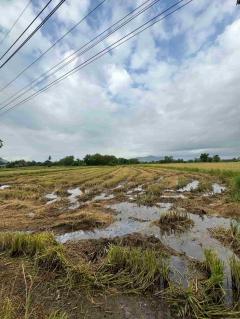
[
  {"x1": 64, "y1": 233, "x2": 178, "y2": 264},
  {"x1": 50, "y1": 209, "x2": 113, "y2": 233},
  {"x1": 0, "y1": 201, "x2": 114, "y2": 234}
]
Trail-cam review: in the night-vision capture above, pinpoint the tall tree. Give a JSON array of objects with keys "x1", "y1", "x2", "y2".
[
  {"x1": 200, "y1": 153, "x2": 210, "y2": 162},
  {"x1": 212, "y1": 155, "x2": 220, "y2": 162}
]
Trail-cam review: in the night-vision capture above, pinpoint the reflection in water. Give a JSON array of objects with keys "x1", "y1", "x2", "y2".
[
  {"x1": 45, "y1": 192, "x2": 59, "y2": 204},
  {"x1": 0, "y1": 184, "x2": 10, "y2": 190},
  {"x1": 177, "y1": 180, "x2": 199, "y2": 192},
  {"x1": 212, "y1": 183, "x2": 226, "y2": 194},
  {"x1": 58, "y1": 200, "x2": 237, "y2": 299},
  {"x1": 93, "y1": 193, "x2": 115, "y2": 201},
  {"x1": 67, "y1": 187, "x2": 82, "y2": 209}
]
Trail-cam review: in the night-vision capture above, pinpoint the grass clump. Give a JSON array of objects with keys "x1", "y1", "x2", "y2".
[
  {"x1": 203, "y1": 249, "x2": 224, "y2": 291},
  {"x1": 155, "y1": 210, "x2": 194, "y2": 233},
  {"x1": 230, "y1": 255, "x2": 240, "y2": 295},
  {"x1": 230, "y1": 176, "x2": 240, "y2": 202},
  {"x1": 0, "y1": 232, "x2": 57, "y2": 257},
  {"x1": 0, "y1": 232, "x2": 68, "y2": 272},
  {"x1": 101, "y1": 245, "x2": 169, "y2": 291},
  {"x1": 136, "y1": 193, "x2": 158, "y2": 206},
  {"x1": 163, "y1": 282, "x2": 206, "y2": 318},
  {"x1": 177, "y1": 176, "x2": 191, "y2": 189},
  {"x1": 0, "y1": 298, "x2": 15, "y2": 319},
  {"x1": 147, "y1": 183, "x2": 164, "y2": 195},
  {"x1": 210, "y1": 221, "x2": 240, "y2": 256},
  {"x1": 67, "y1": 263, "x2": 96, "y2": 288},
  {"x1": 36, "y1": 245, "x2": 68, "y2": 271},
  {"x1": 163, "y1": 282, "x2": 240, "y2": 319}
]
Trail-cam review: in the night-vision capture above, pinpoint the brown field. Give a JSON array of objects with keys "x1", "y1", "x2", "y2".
[
  {"x1": 159, "y1": 161, "x2": 240, "y2": 172},
  {"x1": 0, "y1": 164, "x2": 240, "y2": 318}
]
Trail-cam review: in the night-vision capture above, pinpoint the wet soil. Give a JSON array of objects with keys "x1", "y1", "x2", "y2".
[{"x1": 1, "y1": 170, "x2": 240, "y2": 317}]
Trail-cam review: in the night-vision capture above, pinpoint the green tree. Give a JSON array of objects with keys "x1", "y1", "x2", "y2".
[
  {"x1": 200, "y1": 153, "x2": 210, "y2": 162},
  {"x1": 163, "y1": 156, "x2": 174, "y2": 163},
  {"x1": 212, "y1": 154, "x2": 220, "y2": 162},
  {"x1": 58, "y1": 156, "x2": 75, "y2": 166}
]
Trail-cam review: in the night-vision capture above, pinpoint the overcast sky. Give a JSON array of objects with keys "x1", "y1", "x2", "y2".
[{"x1": 0, "y1": 0, "x2": 239, "y2": 161}]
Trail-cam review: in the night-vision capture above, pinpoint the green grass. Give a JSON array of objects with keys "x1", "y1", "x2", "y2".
[
  {"x1": 0, "y1": 232, "x2": 57, "y2": 257},
  {"x1": 136, "y1": 193, "x2": 158, "y2": 206},
  {"x1": 231, "y1": 176, "x2": 240, "y2": 202},
  {"x1": 230, "y1": 256, "x2": 240, "y2": 294},
  {"x1": 155, "y1": 162, "x2": 240, "y2": 178},
  {"x1": 101, "y1": 245, "x2": 169, "y2": 291},
  {"x1": 36, "y1": 245, "x2": 68, "y2": 271},
  {"x1": 0, "y1": 232, "x2": 67, "y2": 272},
  {"x1": 0, "y1": 232, "x2": 170, "y2": 293},
  {"x1": 0, "y1": 298, "x2": 15, "y2": 319},
  {"x1": 147, "y1": 183, "x2": 164, "y2": 195},
  {"x1": 204, "y1": 249, "x2": 224, "y2": 289},
  {"x1": 177, "y1": 176, "x2": 191, "y2": 189},
  {"x1": 163, "y1": 281, "x2": 240, "y2": 318},
  {"x1": 230, "y1": 220, "x2": 240, "y2": 241},
  {"x1": 163, "y1": 282, "x2": 206, "y2": 318}
]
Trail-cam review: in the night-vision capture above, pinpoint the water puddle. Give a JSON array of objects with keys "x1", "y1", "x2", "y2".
[
  {"x1": 177, "y1": 180, "x2": 199, "y2": 192},
  {"x1": 170, "y1": 255, "x2": 189, "y2": 287},
  {"x1": 161, "y1": 194, "x2": 186, "y2": 199},
  {"x1": 58, "y1": 200, "x2": 236, "y2": 298},
  {"x1": 0, "y1": 184, "x2": 10, "y2": 190},
  {"x1": 113, "y1": 183, "x2": 125, "y2": 190},
  {"x1": 57, "y1": 202, "x2": 170, "y2": 243},
  {"x1": 156, "y1": 203, "x2": 173, "y2": 210},
  {"x1": 93, "y1": 193, "x2": 115, "y2": 201},
  {"x1": 45, "y1": 193, "x2": 59, "y2": 205},
  {"x1": 126, "y1": 185, "x2": 144, "y2": 194},
  {"x1": 203, "y1": 183, "x2": 227, "y2": 197},
  {"x1": 212, "y1": 183, "x2": 226, "y2": 194},
  {"x1": 67, "y1": 187, "x2": 82, "y2": 210}
]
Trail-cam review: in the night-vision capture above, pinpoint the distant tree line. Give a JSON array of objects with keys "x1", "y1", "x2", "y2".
[
  {"x1": 3, "y1": 152, "x2": 240, "y2": 168},
  {"x1": 6, "y1": 153, "x2": 140, "y2": 168},
  {"x1": 145, "y1": 153, "x2": 240, "y2": 164}
]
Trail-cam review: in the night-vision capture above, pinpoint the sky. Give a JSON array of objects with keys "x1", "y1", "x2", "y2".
[{"x1": 0, "y1": 0, "x2": 239, "y2": 161}]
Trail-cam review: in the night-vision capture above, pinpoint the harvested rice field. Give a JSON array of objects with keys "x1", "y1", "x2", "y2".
[{"x1": 0, "y1": 164, "x2": 240, "y2": 318}]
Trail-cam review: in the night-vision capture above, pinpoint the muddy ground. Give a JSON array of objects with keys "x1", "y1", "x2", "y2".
[{"x1": 0, "y1": 165, "x2": 240, "y2": 318}]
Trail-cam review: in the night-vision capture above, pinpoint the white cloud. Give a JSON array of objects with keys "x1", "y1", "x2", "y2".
[
  {"x1": 106, "y1": 64, "x2": 132, "y2": 94},
  {"x1": 0, "y1": 0, "x2": 239, "y2": 161}
]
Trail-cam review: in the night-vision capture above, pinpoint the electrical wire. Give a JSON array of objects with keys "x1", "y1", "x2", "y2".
[
  {"x1": 0, "y1": 0, "x2": 108, "y2": 92},
  {"x1": 0, "y1": 0, "x2": 32, "y2": 47},
  {"x1": 0, "y1": 0, "x2": 194, "y2": 117},
  {"x1": 0, "y1": 0, "x2": 67, "y2": 69},
  {"x1": 0, "y1": 0, "x2": 163, "y2": 108},
  {"x1": 0, "y1": 0, "x2": 54, "y2": 62}
]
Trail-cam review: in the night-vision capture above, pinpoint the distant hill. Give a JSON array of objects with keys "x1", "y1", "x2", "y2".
[
  {"x1": 0, "y1": 158, "x2": 8, "y2": 165},
  {"x1": 137, "y1": 155, "x2": 164, "y2": 163}
]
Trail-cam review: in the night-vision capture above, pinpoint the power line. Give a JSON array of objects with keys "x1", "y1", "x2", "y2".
[
  {"x1": 0, "y1": 0, "x2": 67, "y2": 69},
  {"x1": 0, "y1": 0, "x2": 32, "y2": 47},
  {"x1": 0, "y1": 0, "x2": 54, "y2": 62},
  {"x1": 0, "y1": 0, "x2": 163, "y2": 108},
  {"x1": 0, "y1": 0, "x2": 108, "y2": 93},
  {"x1": 0, "y1": 0, "x2": 194, "y2": 117},
  {"x1": 0, "y1": 0, "x2": 189, "y2": 114}
]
